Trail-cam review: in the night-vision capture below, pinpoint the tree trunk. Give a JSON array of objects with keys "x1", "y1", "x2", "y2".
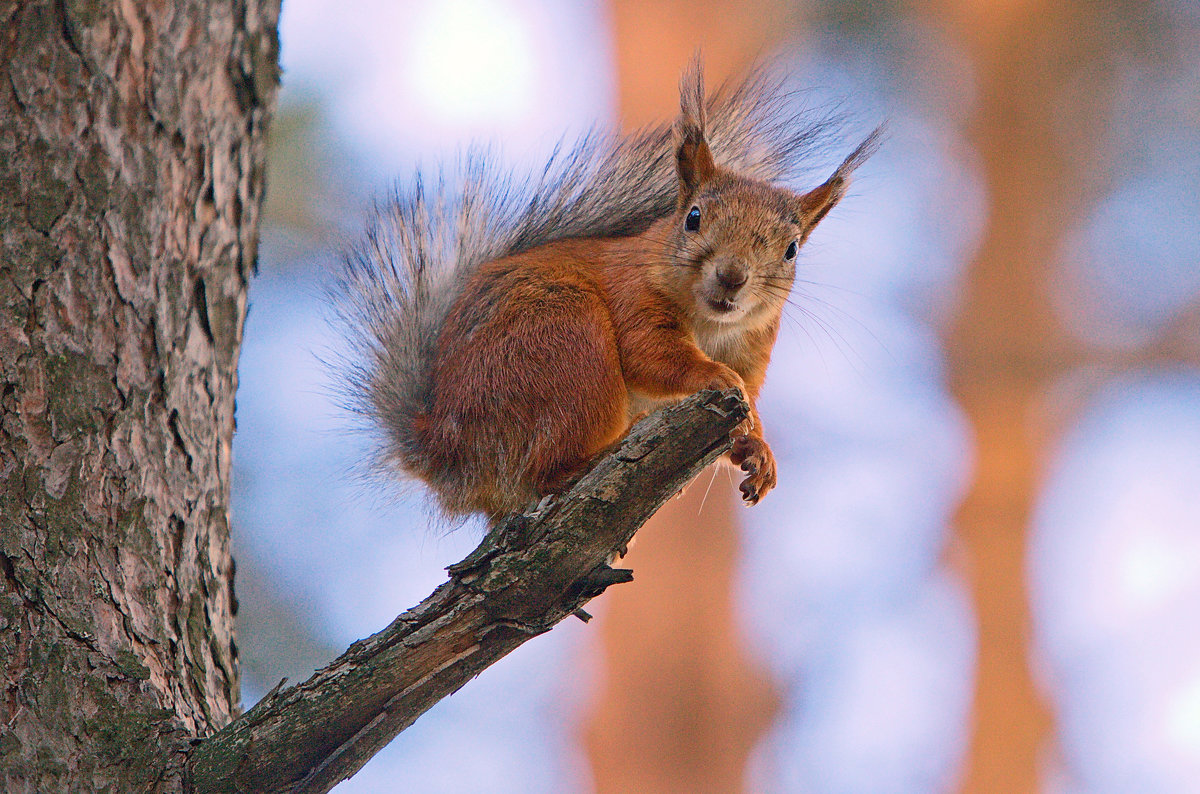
[
  {"x1": 933, "y1": 0, "x2": 1116, "y2": 789},
  {"x1": 0, "y1": 0, "x2": 279, "y2": 789}
]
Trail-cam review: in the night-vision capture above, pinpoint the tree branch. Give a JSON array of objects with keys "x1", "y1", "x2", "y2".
[{"x1": 188, "y1": 389, "x2": 748, "y2": 794}]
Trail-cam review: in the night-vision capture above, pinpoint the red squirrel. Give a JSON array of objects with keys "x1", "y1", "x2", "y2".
[{"x1": 338, "y1": 62, "x2": 879, "y2": 524}]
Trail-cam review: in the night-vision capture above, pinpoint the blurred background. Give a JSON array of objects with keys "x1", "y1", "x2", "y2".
[{"x1": 231, "y1": 0, "x2": 1200, "y2": 791}]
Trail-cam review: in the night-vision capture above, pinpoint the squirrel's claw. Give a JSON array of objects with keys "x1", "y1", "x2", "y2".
[
  {"x1": 731, "y1": 435, "x2": 777, "y2": 505},
  {"x1": 740, "y1": 478, "x2": 762, "y2": 505}
]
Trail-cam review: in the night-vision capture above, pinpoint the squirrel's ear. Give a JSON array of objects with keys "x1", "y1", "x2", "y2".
[
  {"x1": 675, "y1": 57, "x2": 716, "y2": 203},
  {"x1": 795, "y1": 127, "x2": 884, "y2": 231},
  {"x1": 795, "y1": 176, "x2": 848, "y2": 232}
]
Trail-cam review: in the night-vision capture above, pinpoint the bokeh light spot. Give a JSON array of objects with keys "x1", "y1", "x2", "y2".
[
  {"x1": 1166, "y1": 674, "x2": 1200, "y2": 760},
  {"x1": 408, "y1": 0, "x2": 536, "y2": 126}
]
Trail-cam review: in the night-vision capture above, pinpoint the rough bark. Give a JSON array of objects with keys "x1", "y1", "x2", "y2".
[
  {"x1": 187, "y1": 389, "x2": 748, "y2": 794},
  {"x1": 0, "y1": 0, "x2": 279, "y2": 790}
]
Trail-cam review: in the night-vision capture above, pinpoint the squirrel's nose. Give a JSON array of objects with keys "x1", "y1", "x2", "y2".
[{"x1": 715, "y1": 264, "x2": 748, "y2": 291}]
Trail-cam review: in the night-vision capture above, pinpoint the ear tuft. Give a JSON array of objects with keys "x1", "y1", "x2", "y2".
[
  {"x1": 829, "y1": 125, "x2": 884, "y2": 184},
  {"x1": 674, "y1": 55, "x2": 716, "y2": 202},
  {"x1": 678, "y1": 54, "x2": 707, "y2": 136},
  {"x1": 797, "y1": 126, "x2": 885, "y2": 230}
]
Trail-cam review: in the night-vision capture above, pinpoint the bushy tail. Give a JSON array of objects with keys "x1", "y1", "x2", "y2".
[{"x1": 332, "y1": 64, "x2": 868, "y2": 491}]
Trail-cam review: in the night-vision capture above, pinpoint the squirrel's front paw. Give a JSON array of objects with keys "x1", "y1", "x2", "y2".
[
  {"x1": 703, "y1": 365, "x2": 746, "y2": 396},
  {"x1": 703, "y1": 366, "x2": 754, "y2": 433},
  {"x1": 730, "y1": 435, "x2": 776, "y2": 506}
]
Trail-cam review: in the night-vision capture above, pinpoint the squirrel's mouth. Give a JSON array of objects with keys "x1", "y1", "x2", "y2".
[{"x1": 706, "y1": 297, "x2": 738, "y2": 314}]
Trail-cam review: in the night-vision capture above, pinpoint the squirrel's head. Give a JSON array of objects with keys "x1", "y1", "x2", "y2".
[{"x1": 665, "y1": 60, "x2": 880, "y2": 327}]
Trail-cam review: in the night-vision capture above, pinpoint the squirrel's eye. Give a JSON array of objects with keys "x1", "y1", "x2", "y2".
[
  {"x1": 685, "y1": 206, "x2": 701, "y2": 232},
  {"x1": 784, "y1": 240, "x2": 798, "y2": 260}
]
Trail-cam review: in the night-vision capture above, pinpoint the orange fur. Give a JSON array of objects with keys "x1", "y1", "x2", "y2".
[{"x1": 416, "y1": 119, "x2": 858, "y2": 519}]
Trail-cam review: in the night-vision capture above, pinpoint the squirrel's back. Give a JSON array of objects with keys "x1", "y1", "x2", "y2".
[{"x1": 334, "y1": 63, "x2": 873, "y2": 519}]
